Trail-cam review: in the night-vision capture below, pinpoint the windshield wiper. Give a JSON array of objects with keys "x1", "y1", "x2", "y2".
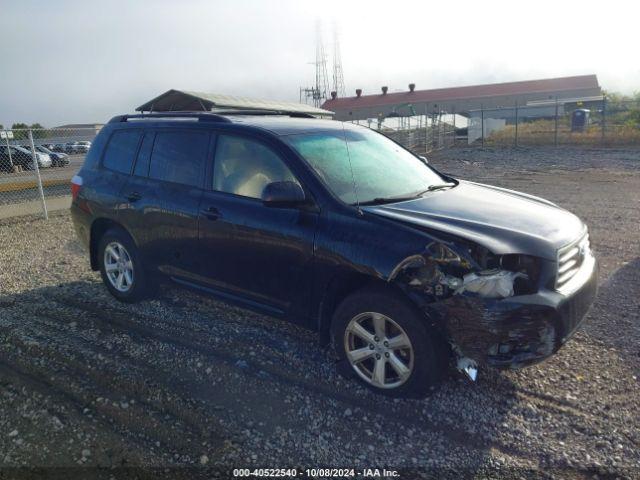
[
  {"x1": 426, "y1": 182, "x2": 456, "y2": 191},
  {"x1": 359, "y1": 194, "x2": 423, "y2": 206},
  {"x1": 357, "y1": 182, "x2": 456, "y2": 206}
]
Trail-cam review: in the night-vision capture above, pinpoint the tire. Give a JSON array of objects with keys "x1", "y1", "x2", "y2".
[
  {"x1": 331, "y1": 285, "x2": 447, "y2": 398},
  {"x1": 97, "y1": 227, "x2": 152, "y2": 303}
]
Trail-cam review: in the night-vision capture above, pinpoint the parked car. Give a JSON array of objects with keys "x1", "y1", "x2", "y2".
[
  {"x1": 0, "y1": 145, "x2": 51, "y2": 171},
  {"x1": 70, "y1": 112, "x2": 597, "y2": 397},
  {"x1": 65, "y1": 141, "x2": 91, "y2": 154},
  {"x1": 0, "y1": 146, "x2": 25, "y2": 172},
  {"x1": 34, "y1": 145, "x2": 69, "y2": 167},
  {"x1": 64, "y1": 142, "x2": 79, "y2": 154},
  {"x1": 21, "y1": 145, "x2": 54, "y2": 168},
  {"x1": 51, "y1": 143, "x2": 67, "y2": 153}
]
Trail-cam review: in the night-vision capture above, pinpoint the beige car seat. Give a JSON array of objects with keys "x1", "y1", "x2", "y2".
[{"x1": 217, "y1": 140, "x2": 280, "y2": 199}]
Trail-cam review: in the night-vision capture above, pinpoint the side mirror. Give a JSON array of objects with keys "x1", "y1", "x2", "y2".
[
  {"x1": 418, "y1": 155, "x2": 429, "y2": 164},
  {"x1": 262, "y1": 181, "x2": 307, "y2": 208}
]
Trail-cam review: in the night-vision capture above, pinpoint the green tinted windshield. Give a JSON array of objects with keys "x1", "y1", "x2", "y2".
[{"x1": 285, "y1": 128, "x2": 444, "y2": 204}]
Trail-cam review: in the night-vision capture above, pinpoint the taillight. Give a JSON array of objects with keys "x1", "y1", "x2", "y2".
[{"x1": 71, "y1": 175, "x2": 83, "y2": 201}]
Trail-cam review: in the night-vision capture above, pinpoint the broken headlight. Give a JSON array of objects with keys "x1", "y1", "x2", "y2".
[
  {"x1": 395, "y1": 242, "x2": 541, "y2": 301},
  {"x1": 497, "y1": 254, "x2": 540, "y2": 295},
  {"x1": 455, "y1": 251, "x2": 541, "y2": 298}
]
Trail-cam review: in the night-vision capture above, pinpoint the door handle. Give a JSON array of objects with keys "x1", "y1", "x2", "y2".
[
  {"x1": 202, "y1": 206, "x2": 221, "y2": 220},
  {"x1": 126, "y1": 191, "x2": 142, "y2": 202}
]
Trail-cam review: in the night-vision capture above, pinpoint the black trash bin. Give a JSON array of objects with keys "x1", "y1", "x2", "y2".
[{"x1": 571, "y1": 108, "x2": 590, "y2": 132}]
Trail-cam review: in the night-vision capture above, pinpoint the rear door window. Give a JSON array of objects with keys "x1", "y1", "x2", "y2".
[
  {"x1": 148, "y1": 131, "x2": 209, "y2": 187},
  {"x1": 102, "y1": 130, "x2": 142, "y2": 174}
]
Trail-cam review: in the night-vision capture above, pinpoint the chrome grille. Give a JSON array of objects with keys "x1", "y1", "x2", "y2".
[{"x1": 556, "y1": 232, "x2": 590, "y2": 290}]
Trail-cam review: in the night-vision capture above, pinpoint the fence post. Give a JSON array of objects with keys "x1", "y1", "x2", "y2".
[
  {"x1": 28, "y1": 129, "x2": 48, "y2": 220},
  {"x1": 452, "y1": 106, "x2": 456, "y2": 147},
  {"x1": 3, "y1": 131, "x2": 14, "y2": 170},
  {"x1": 601, "y1": 95, "x2": 606, "y2": 145},
  {"x1": 514, "y1": 102, "x2": 519, "y2": 147},
  {"x1": 424, "y1": 103, "x2": 428, "y2": 153},
  {"x1": 554, "y1": 97, "x2": 559, "y2": 146},
  {"x1": 481, "y1": 104, "x2": 484, "y2": 147}
]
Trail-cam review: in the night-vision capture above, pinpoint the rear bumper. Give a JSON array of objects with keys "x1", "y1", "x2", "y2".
[
  {"x1": 432, "y1": 255, "x2": 598, "y2": 369},
  {"x1": 70, "y1": 202, "x2": 91, "y2": 250}
]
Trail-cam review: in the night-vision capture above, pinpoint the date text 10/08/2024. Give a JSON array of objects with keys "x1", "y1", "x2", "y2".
[{"x1": 232, "y1": 468, "x2": 401, "y2": 478}]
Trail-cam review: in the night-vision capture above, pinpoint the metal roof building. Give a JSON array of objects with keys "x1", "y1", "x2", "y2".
[
  {"x1": 321, "y1": 75, "x2": 602, "y2": 121},
  {"x1": 136, "y1": 90, "x2": 333, "y2": 117}
]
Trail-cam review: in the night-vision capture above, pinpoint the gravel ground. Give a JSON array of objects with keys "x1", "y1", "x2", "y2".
[{"x1": 0, "y1": 146, "x2": 638, "y2": 479}]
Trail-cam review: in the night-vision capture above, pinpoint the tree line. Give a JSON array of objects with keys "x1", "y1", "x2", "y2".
[{"x1": 1, "y1": 123, "x2": 48, "y2": 140}]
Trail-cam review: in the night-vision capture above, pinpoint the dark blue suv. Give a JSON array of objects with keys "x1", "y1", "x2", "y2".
[{"x1": 71, "y1": 112, "x2": 597, "y2": 397}]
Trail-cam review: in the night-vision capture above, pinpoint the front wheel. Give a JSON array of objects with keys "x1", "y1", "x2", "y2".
[
  {"x1": 332, "y1": 286, "x2": 447, "y2": 397},
  {"x1": 98, "y1": 228, "x2": 152, "y2": 303}
]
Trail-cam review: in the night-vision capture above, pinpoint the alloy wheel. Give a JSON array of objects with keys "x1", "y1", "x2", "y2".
[
  {"x1": 103, "y1": 241, "x2": 134, "y2": 293},
  {"x1": 344, "y1": 312, "x2": 414, "y2": 389}
]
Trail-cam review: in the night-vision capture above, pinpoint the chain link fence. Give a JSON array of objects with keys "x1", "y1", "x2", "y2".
[
  {"x1": 464, "y1": 98, "x2": 640, "y2": 147},
  {"x1": 346, "y1": 97, "x2": 640, "y2": 152},
  {"x1": 0, "y1": 127, "x2": 98, "y2": 220},
  {"x1": 349, "y1": 113, "x2": 457, "y2": 155},
  {"x1": 1, "y1": 101, "x2": 638, "y2": 223}
]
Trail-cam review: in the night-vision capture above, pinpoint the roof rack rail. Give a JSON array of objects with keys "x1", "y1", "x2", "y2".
[
  {"x1": 210, "y1": 109, "x2": 317, "y2": 119},
  {"x1": 108, "y1": 112, "x2": 232, "y2": 124}
]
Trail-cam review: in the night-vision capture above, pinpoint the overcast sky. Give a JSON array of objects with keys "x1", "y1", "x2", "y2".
[{"x1": 0, "y1": 0, "x2": 637, "y2": 126}]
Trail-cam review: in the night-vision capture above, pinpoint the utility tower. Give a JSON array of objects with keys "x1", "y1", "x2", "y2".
[
  {"x1": 299, "y1": 21, "x2": 331, "y2": 108},
  {"x1": 332, "y1": 23, "x2": 346, "y2": 98}
]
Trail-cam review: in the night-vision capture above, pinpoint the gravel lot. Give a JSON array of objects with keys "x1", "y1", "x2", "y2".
[{"x1": 0, "y1": 146, "x2": 638, "y2": 479}]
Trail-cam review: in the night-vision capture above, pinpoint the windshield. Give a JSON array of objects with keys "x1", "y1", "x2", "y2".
[{"x1": 285, "y1": 127, "x2": 446, "y2": 205}]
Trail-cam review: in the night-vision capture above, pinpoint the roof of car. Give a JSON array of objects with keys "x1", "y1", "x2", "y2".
[
  {"x1": 221, "y1": 114, "x2": 358, "y2": 136},
  {"x1": 109, "y1": 112, "x2": 364, "y2": 136}
]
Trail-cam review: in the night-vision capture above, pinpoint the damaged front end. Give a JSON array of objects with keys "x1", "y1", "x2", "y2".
[{"x1": 391, "y1": 239, "x2": 597, "y2": 378}]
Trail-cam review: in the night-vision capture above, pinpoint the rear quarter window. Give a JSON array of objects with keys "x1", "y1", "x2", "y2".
[
  {"x1": 148, "y1": 131, "x2": 209, "y2": 187},
  {"x1": 133, "y1": 132, "x2": 155, "y2": 177},
  {"x1": 102, "y1": 130, "x2": 142, "y2": 174}
]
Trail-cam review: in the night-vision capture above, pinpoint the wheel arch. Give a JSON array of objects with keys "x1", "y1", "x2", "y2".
[
  {"x1": 317, "y1": 270, "x2": 426, "y2": 346},
  {"x1": 89, "y1": 218, "x2": 132, "y2": 271}
]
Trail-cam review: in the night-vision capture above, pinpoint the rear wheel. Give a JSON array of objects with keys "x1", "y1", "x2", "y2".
[
  {"x1": 98, "y1": 228, "x2": 152, "y2": 303},
  {"x1": 332, "y1": 286, "x2": 447, "y2": 397}
]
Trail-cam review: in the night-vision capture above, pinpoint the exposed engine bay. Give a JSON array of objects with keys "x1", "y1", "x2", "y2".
[{"x1": 390, "y1": 240, "x2": 570, "y2": 379}]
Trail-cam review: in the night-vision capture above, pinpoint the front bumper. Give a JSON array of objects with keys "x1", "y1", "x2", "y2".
[{"x1": 429, "y1": 254, "x2": 598, "y2": 369}]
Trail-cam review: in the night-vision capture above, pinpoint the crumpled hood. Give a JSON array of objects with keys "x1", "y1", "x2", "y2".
[{"x1": 362, "y1": 180, "x2": 585, "y2": 260}]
